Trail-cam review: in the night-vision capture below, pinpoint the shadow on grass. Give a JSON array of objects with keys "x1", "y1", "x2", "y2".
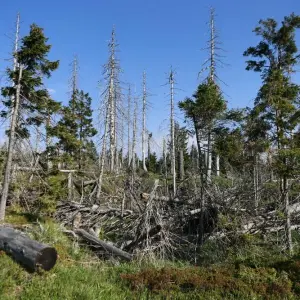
[{"x1": 5, "y1": 209, "x2": 47, "y2": 225}]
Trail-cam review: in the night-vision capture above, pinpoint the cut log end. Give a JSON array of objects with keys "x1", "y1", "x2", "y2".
[
  {"x1": 0, "y1": 227, "x2": 58, "y2": 272},
  {"x1": 36, "y1": 247, "x2": 57, "y2": 271}
]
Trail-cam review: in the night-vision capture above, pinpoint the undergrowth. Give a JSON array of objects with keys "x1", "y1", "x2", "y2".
[{"x1": 2, "y1": 209, "x2": 300, "y2": 299}]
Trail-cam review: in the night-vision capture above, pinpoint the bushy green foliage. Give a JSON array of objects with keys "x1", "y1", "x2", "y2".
[
  {"x1": 1, "y1": 24, "x2": 59, "y2": 139},
  {"x1": 50, "y1": 89, "x2": 97, "y2": 169},
  {"x1": 38, "y1": 174, "x2": 67, "y2": 214}
]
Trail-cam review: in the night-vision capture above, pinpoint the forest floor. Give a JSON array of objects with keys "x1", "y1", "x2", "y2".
[{"x1": 1, "y1": 208, "x2": 300, "y2": 300}]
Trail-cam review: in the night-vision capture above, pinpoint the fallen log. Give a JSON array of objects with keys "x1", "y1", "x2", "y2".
[
  {"x1": 0, "y1": 226, "x2": 57, "y2": 272},
  {"x1": 75, "y1": 228, "x2": 133, "y2": 261},
  {"x1": 124, "y1": 224, "x2": 162, "y2": 252}
]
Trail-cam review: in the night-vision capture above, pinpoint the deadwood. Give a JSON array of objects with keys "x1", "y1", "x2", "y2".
[
  {"x1": 0, "y1": 226, "x2": 57, "y2": 271},
  {"x1": 75, "y1": 228, "x2": 132, "y2": 261}
]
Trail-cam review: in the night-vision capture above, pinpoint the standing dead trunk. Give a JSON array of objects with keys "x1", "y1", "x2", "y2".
[
  {"x1": 169, "y1": 69, "x2": 176, "y2": 195},
  {"x1": 8, "y1": 13, "x2": 20, "y2": 130},
  {"x1": 68, "y1": 171, "x2": 73, "y2": 201},
  {"x1": 97, "y1": 102, "x2": 110, "y2": 201},
  {"x1": 127, "y1": 85, "x2": 131, "y2": 168},
  {"x1": 253, "y1": 151, "x2": 259, "y2": 210},
  {"x1": 147, "y1": 132, "x2": 152, "y2": 169},
  {"x1": 193, "y1": 117, "x2": 205, "y2": 244},
  {"x1": 142, "y1": 71, "x2": 148, "y2": 172},
  {"x1": 0, "y1": 66, "x2": 23, "y2": 221},
  {"x1": 108, "y1": 29, "x2": 117, "y2": 173},
  {"x1": 109, "y1": 73, "x2": 115, "y2": 172},
  {"x1": 207, "y1": 132, "x2": 212, "y2": 182},
  {"x1": 163, "y1": 138, "x2": 168, "y2": 195},
  {"x1": 131, "y1": 95, "x2": 138, "y2": 174},
  {"x1": 283, "y1": 177, "x2": 292, "y2": 254},
  {"x1": 179, "y1": 150, "x2": 185, "y2": 180},
  {"x1": 216, "y1": 154, "x2": 220, "y2": 176}
]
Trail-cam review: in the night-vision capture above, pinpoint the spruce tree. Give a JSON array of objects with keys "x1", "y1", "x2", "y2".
[
  {"x1": 52, "y1": 89, "x2": 97, "y2": 169},
  {"x1": 244, "y1": 13, "x2": 300, "y2": 253},
  {"x1": 0, "y1": 24, "x2": 59, "y2": 220}
]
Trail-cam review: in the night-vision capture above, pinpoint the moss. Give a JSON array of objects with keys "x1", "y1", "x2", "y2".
[{"x1": 121, "y1": 265, "x2": 294, "y2": 299}]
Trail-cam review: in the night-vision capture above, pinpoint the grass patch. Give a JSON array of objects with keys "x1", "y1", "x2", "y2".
[{"x1": 1, "y1": 210, "x2": 300, "y2": 299}]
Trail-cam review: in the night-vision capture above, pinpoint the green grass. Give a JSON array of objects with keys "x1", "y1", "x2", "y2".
[{"x1": 1, "y1": 210, "x2": 300, "y2": 299}]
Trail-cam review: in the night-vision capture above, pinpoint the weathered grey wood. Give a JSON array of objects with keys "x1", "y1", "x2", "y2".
[
  {"x1": 75, "y1": 228, "x2": 132, "y2": 261},
  {"x1": 124, "y1": 224, "x2": 162, "y2": 252},
  {"x1": 0, "y1": 66, "x2": 23, "y2": 221},
  {"x1": 0, "y1": 227, "x2": 57, "y2": 271}
]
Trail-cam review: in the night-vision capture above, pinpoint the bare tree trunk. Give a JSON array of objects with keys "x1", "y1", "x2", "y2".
[
  {"x1": 179, "y1": 150, "x2": 184, "y2": 180},
  {"x1": 97, "y1": 102, "x2": 110, "y2": 201},
  {"x1": 283, "y1": 177, "x2": 292, "y2": 254},
  {"x1": 0, "y1": 66, "x2": 23, "y2": 221},
  {"x1": 127, "y1": 85, "x2": 131, "y2": 168},
  {"x1": 163, "y1": 138, "x2": 168, "y2": 195},
  {"x1": 46, "y1": 109, "x2": 52, "y2": 171},
  {"x1": 107, "y1": 29, "x2": 117, "y2": 173},
  {"x1": 209, "y1": 8, "x2": 215, "y2": 82},
  {"x1": 119, "y1": 98, "x2": 124, "y2": 170},
  {"x1": 109, "y1": 73, "x2": 115, "y2": 172},
  {"x1": 193, "y1": 118, "x2": 205, "y2": 244},
  {"x1": 253, "y1": 151, "x2": 259, "y2": 210},
  {"x1": 216, "y1": 154, "x2": 220, "y2": 176},
  {"x1": 120, "y1": 104, "x2": 124, "y2": 169},
  {"x1": 169, "y1": 69, "x2": 176, "y2": 195},
  {"x1": 71, "y1": 55, "x2": 78, "y2": 95},
  {"x1": 131, "y1": 95, "x2": 138, "y2": 174},
  {"x1": 142, "y1": 71, "x2": 148, "y2": 172},
  {"x1": 147, "y1": 132, "x2": 152, "y2": 170},
  {"x1": 9, "y1": 13, "x2": 20, "y2": 119},
  {"x1": 29, "y1": 155, "x2": 40, "y2": 183},
  {"x1": 6, "y1": 13, "x2": 20, "y2": 152},
  {"x1": 68, "y1": 171, "x2": 73, "y2": 201},
  {"x1": 207, "y1": 132, "x2": 212, "y2": 182}
]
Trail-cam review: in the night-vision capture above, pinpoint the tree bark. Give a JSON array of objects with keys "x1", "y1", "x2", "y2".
[
  {"x1": 216, "y1": 154, "x2": 220, "y2": 176},
  {"x1": 179, "y1": 150, "x2": 185, "y2": 180},
  {"x1": 170, "y1": 69, "x2": 176, "y2": 195},
  {"x1": 0, "y1": 226, "x2": 57, "y2": 271},
  {"x1": 131, "y1": 95, "x2": 137, "y2": 174},
  {"x1": 97, "y1": 101, "x2": 110, "y2": 201},
  {"x1": 142, "y1": 71, "x2": 148, "y2": 172},
  {"x1": 0, "y1": 66, "x2": 23, "y2": 221},
  {"x1": 75, "y1": 228, "x2": 132, "y2": 261},
  {"x1": 127, "y1": 86, "x2": 131, "y2": 168}
]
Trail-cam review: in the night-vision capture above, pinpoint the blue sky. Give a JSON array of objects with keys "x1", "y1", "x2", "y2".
[{"x1": 0, "y1": 0, "x2": 299, "y2": 152}]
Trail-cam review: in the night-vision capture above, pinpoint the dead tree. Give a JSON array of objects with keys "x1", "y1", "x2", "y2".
[
  {"x1": 147, "y1": 131, "x2": 152, "y2": 162},
  {"x1": 75, "y1": 229, "x2": 132, "y2": 261},
  {"x1": 127, "y1": 85, "x2": 132, "y2": 168},
  {"x1": 0, "y1": 66, "x2": 23, "y2": 221},
  {"x1": 206, "y1": 8, "x2": 216, "y2": 182},
  {"x1": 131, "y1": 93, "x2": 138, "y2": 174},
  {"x1": 169, "y1": 68, "x2": 176, "y2": 195},
  {"x1": 0, "y1": 226, "x2": 57, "y2": 271},
  {"x1": 142, "y1": 71, "x2": 148, "y2": 172},
  {"x1": 9, "y1": 13, "x2": 20, "y2": 126},
  {"x1": 97, "y1": 98, "x2": 110, "y2": 201},
  {"x1": 70, "y1": 54, "x2": 79, "y2": 95},
  {"x1": 179, "y1": 150, "x2": 185, "y2": 180},
  {"x1": 199, "y1": 7, "x2": 224, "y2": 181},
  {"x1": 163, "y1": 138, "x2": 168, "y2": 195},
  {"x1": 104, "y1": 27, "x2": 121, "y2": 173}
]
